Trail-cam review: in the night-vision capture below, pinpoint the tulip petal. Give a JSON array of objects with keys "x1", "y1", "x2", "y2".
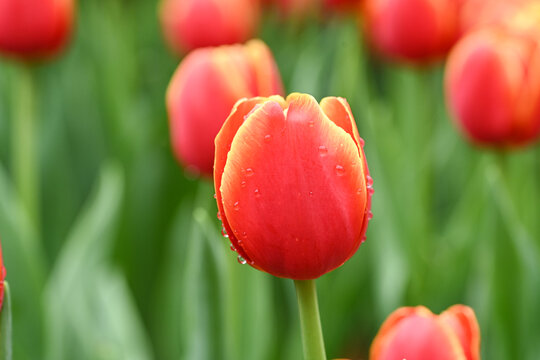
[
  {"x1": 220, "y1": 94, "x2": 367, "y2": 279},
  {"x1": 245, "y1": 39, "x2": 285, "y2": 96},
  {"x1": 371, "y1": 306, "x2": 466, "y2": 360},
  {"x1": 440, "y1": 305, "x2": 481, "y2": 360},
  {"x1": 214, "y1": 97, "x2": 281, "y2": 263}
]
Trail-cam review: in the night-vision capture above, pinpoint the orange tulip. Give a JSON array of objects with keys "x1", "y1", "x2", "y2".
[
  {"x1": 446, "y1": 9, "x2": 540, "y2": 147},
  {"x1": 459, "y1": 0, "x2": 530, "y2": 34},
  {"x1": 159, "y1": 0, "x2": 260, "y2": 55},
  {"x1": 362, "y1": 0, "x2": 462, "y2": 62},
  {"x1": 166, "y1": 40, "x2": 284, "y2": 176},
  {"x1": 0, "y1": 0, "x2": 74, "y2": 60},
  {"x1": 214, "y1": 93, "x2": 372, "y2": 279},
  {"x1": 370, "y1": 305, "x2": 480, "y2": 360}
]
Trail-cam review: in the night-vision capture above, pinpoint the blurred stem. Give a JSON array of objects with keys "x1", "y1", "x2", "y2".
[
  {"x1": 294, "y1": 279, "x2": 326, "y2": 360},
  {"x1": 12, "y1": 64, "x2": 39, "y2": 234}
]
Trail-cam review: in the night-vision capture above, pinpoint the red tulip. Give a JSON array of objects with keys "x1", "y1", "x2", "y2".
[
  {"x1": 166, "y1": 40, "x2": 284, "y2": 176},
  {"x1": 214, "y1": 93, "x2": 372, "y2": 279},
  {"x1": 273, "y1": 0, "x2": 318, "y2": 17},
  {"x1": 0, "y1": 0, "x2": 74, "y2": 60},
  {"x1": 445, "y1": 13, "x2": 540, "y2": 147},
  {"x1": 159, "y1": 0, "x2": 260, "y2": 55},
  {"x1": 362, "y1": 0, "x2": 462, "y2": 62},
  {"x1": 370, "y1": 305, "x2": 480, "y2": 360}
]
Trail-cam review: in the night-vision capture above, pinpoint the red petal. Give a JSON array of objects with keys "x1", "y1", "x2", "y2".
[
  {"x1": 245, "y1": 39, "x2": 285, "y2": 97},
  {"x1": 440, "y1": 305, "x2": 481, "y2": 360},
  {"x1": 220, "y1": 94, "x2": 367, "y2": 279},
  {"x1": 214, "y1": 96, "x2": 285, "y2": 264}
]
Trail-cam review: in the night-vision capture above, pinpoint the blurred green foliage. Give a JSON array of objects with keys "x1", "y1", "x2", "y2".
[{"x1": 0, "y1": 1, "x2": 539, "y2": 359}]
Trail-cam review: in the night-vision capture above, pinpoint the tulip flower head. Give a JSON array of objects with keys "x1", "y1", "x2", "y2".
[
  {"x1": 362, "y1": 0, "x2": 462, "y2": 62},
  {"x1": 159, "y1": 0, "x2": 260, "y2": 54},
  {"x1": 0, "y1": 0, "x2": 74, "y2": 60},
  {"x1": 214, "y1": 93, "x2": 372, "y2": 280},
  {"x1": 370, "y1": 305, "x2": 480, "y2": 360},
  {"x1": 166, "y1": 40, "x2": 284, "y2": 176},
  {"x1": 446, "y1": 11, "x2": 540, "y2": 147}
]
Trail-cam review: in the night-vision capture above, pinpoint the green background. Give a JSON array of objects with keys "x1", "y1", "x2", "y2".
[{"x1": 0, "y1": 1, "x2": 539, "y2": 359}]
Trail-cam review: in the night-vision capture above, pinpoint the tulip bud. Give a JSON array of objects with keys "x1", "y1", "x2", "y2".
[
  {"x1": 370, "y1": 305, "x2": 480, "y2": 360},
  {"x1": 166, "y1": 40, "x2": 284, "y2": 176},
  {"x1": 362, "y1": 0, "x2": 462, "y2": 62},
  {"x1": 214, "y1": 93, "x2": 372, "y2": 279},
  {"x1": 445, "y1": 15, "x2": 540, "y2": 147},
  {"x1": 159, "y1": 0, "x2": 260, "y2": 55},
  {"x1": 0, "y1": 0, "x2": 74, "y2": 61}
]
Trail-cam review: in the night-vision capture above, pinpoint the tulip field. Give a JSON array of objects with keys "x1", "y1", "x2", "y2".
[{"x1": 1, "y1": 1, "x2": 540, "y2": 360}]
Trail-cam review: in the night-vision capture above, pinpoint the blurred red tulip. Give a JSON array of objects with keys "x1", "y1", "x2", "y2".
[
  {"x1": 214, "y1": 93, "x2": 372, "y2": 279},
  {"x1": 274, "y1": 0, "x2": 318, "y2": 17},
  {"x1": 370, "y1": 305, "x2": 480, "y2": 360},
  {"x1": 0, "y1": 0, "x2": 74, "y2": 61},
  {"x1": 325, "y1": 0, "x2": 361, "y2": 13},
  {"x1": 166, "y1": 40, "x2": 283, "y2": 176},
  {"x1": 159, "y1": 0, "x2": 260, "y2": 55},
  {"x1": 446, "y1": 12, "x2": 540, "y2": 147},
  {"x1": 362, "y1": 0, "x2": 462, "y2": 62},
  {"x1": 0, "y1": 243, "x2": 5, "y2": 311}
]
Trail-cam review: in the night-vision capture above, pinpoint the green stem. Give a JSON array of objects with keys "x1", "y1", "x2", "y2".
[
  {"x1": 12, "y1": 64, "x2": 39, "y2": 233},
  {"x1": 294, "y1": 279, "x2": 326, "y2": 360}
]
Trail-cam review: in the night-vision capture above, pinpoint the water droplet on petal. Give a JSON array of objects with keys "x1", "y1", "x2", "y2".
[
  {"x1": 359, "y1": 138, "x2": 365, "y2": 147},
  {"x1": 245, "y1": 168, "x2": 254, "y2": 177},
  {"x1": 367, "y1": 211, "x2": 373, "y2": 220},
  {"x1": 217, "y1": 211, "x2": 222, "y2": 220},
  {"x1": 335, "y1": 165, "x2": 346, "y2": 176},
  {"x1": 254, "y1": 188, "x2": 261, "y2": 198},
  {"x1": 237, "y1": 255, "x2": 247, "y2": 265},
  {"x1": 366, "y1": 175, "x2": 374, "y2": 187},
  {"x1": 241, "y1": 180, "x2": 247, "y2": 188},
  {"x1": 318, "y1": 145, "x2": 328, "y2": 156},
  {"x1": 233, "y1": 201, "x2": 240, "y2": 211},
  {"x1": 308, "y1": 119, "x2": 314, "y2": 127},
  {"x1": 357, "y1": 188, "x2": 363, "y2": 195},
  {"x1": 213, "y1": 193, "x2": 217, "y2": 199},
  {"x1": 264, "y1": 134, "x2": 272, "y2": 142},
  {"x1": 309, "y1": 191, "x2": 313, "y2": 197},
  {"x1": 221, "y1": 226, "x2": 229, "y2": 238},
  {"x1": 361, "y1": 236, "x2": 367, "y2": 244},
  {"x1": 230, "y1": 244, "x2": 236, "y2": 252}
]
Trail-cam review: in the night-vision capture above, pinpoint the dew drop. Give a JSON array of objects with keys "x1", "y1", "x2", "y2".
[
  {"x1": 366, "y1": 175, "x2": 374, "y2": 187},
  {"x1": 359, "y1": 138, "x2": 365, "y2": 147},
  {"x1": 241, "y1": 180, "x2": 247, "y2": 188},
  {"x1": 245, "y1": 168, "x2": 254, "y2": 177},
  {"x1": 217, "y1": 211, "x2": 222, "y2": 221},
  {"x1": 264, "y1": 134, "x2": 272, "y2": 142},
  {"x1": 230, "y1": 244, "x2": 236, "y2": 252},
  {"x1": 367, "y1": 211, "x2": 373, "y2": 220},
  {"x1": 254, "y1": 188, "x2": 261, "y2": 198},
  {"x1": 221, "y1": 226, "x2": 229, "y2": 238},
  {"x1": 213, "y1": 193, "x2": 217, "y2": 199},
  {"x1": 368, "y1": 187, "x2": 375, "y2": 195},
  {"x1": 318, "y1": 145, "x2": 328, "y2": 156},
  {"x1": 361, "y1": 236, "x2": 367, "y2": 244},
  {"x1": 335, "y1": 165, "x2": 346, "y2": 176},
  {"x1": 233, "y1": 201, "x2": 240, "y2": 211},
  {"x1": 357, "y1": 188, "x2": 363, "y2": 195},
  {"x1": 309, "y1": 191, "x2": 314, "y2": 197},
  {"x1": 237, "y1": 255, "x2": 247, "y2": 265},
  {"x1": 308, "y1": 119, "x2": 315, "y2": 127}
]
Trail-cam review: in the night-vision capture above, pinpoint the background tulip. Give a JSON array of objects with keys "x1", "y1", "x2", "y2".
[
  {"x1": 0, "y1": 0, "x2": 74, "y2": 60},
  {"x1": 445, "y1": 17, "x2": 540, "y2": 147},
  {"x1": 214, "y1": 93, "x2": 372, "y2": 280},
  {"x1": 370, "y1": 305, "x2": 480, "y2": 360},
  {"x1": 166, "y1": 40, "x2": 284, "y2": 176},
  {"x1": 159, "y1": 0, "x2": 260, "y2": 55},
  {"x1": 362, "y1": 0, "x2": 462, "y2": 62}
]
